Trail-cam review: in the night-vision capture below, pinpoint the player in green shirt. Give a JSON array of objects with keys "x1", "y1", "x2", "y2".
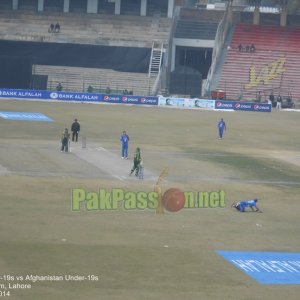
[
  {"x1": 130, "y1": 147, "x2": 142, "y2": 176},
  {"x1": 61, "y1": 128, "x2": 70, "y2": 152}
]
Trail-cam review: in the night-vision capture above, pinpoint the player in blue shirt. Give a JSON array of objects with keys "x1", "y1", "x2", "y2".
[
  {"x1": 231, "y1": 199, "x2": 261, "y2": 212},
  {"x1": 217, "y1": 118, "x2": 226, "y2": 139},
  {"x1": 120, "y1": 130, "x2": 130, "y2": 159}
]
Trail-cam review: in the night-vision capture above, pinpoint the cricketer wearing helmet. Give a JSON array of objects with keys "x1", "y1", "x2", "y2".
[
  {"x1": 130, "y1": 147, "x2": 142, "y2": 176},
  {"x1": 231, "y1": 199, "x2": 261, "y2": 212},
  {"x1": 61, "y1": 128, "x2": 70, "y2": 152}
]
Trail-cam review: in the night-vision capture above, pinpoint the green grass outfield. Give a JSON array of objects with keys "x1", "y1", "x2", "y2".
[{"x1": 0, "y1": 99, "x2": 300, "y2": 300}]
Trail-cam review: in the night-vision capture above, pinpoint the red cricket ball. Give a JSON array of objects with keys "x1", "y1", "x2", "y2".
[{"x1": 162, "y1": 188, "x2": 185, "y2": 212}]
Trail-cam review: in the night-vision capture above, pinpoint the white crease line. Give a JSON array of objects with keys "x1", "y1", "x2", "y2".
[
  {"x1": 96, "y1": 147, "x2": 108, "y2": 152},
  {"x1": 114, "y1": 175, "x2": 125, "y2": 181}
]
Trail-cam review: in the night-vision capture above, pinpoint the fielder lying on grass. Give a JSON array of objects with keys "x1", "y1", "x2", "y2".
[{"x1": 231, "y1": 199, "x2": 262, "y2": 212}]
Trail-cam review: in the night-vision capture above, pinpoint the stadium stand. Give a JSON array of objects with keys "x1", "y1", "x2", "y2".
[
  {"x1": 33, "y1": 64, "x2": 154, "y2": 96},
  {"x1": 0, "y1": 10, "x2": 171, "y2": 47},
  {"x1": 0, "y1": 8, "x2": 171, "y2": 95},
  {"x1": 1, "y1": 1, "x2": 300, "y2": 102},
  {"x1": 216, "y1": 23, "x2": 300, "y2": 105}
]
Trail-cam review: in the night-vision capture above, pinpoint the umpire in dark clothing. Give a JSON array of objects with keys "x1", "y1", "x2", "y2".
[{"x1": 71, "y1": 118, "x2": 80, "y2": 142}]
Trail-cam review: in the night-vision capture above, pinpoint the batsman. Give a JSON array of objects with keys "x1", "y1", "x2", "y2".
[
  {"x1": 61, "y1": 128, "x2": 70, "y2": 152},
  {"x1": 129, "y1": 147, "x2": 142, "y2": 176}
]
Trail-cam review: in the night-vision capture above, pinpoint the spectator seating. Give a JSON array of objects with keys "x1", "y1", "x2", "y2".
[
  {"x1": 216, "y1": 23, "x2": 300, "y2": 104},
  {"x1": 0, "y1": 9, "x2": 171, "y2": 95},
  {"x1": 0, "y1": 10, "x2": 171, "y2": 47},
  {"x1": 34, "y1": 65, "x2": 155, "y2": 96}
]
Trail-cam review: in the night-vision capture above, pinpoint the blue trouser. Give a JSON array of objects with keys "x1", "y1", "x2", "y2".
[
  {"x1": 236, "y1": 202, "x2": 247, "y2": 212},
  {"x1": 219, "y1": 128, "x2": 224, "y2": 138},
  {"x1": 122, "y1": 144, "x2": 128, "y2": 157}
]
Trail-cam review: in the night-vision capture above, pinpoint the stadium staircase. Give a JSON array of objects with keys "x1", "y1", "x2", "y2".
[
  {"x1": 215, "y1": 23, "x2": 300, "y2": 104},
  {"x1": 148, "y1": 41, "x2": 165, "y2": 95}
]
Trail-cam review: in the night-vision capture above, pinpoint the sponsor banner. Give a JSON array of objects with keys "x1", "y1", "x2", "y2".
[
  {"x1": 0, "y1": 111, "x2": 53, "y2": 122},
  {"x1": 158, "y1": 97, "x2": 215, "y2": 109},
  {"x1": 102, "y1": 94, "x2": 158, "y2": 105},
  {"x1": 0, "y1": 88, "x2": 101, "y2": 102},
  {"x1": 187, "y1": 98, "x2": 215, "y2": 109},
  {"x1": 0, "y1": 88, "x2": 47, "y2": 99},
  {"x1": 217, "y1": 250, "x2": 300, "y2": 285},
  {"x1": 159, "y1": 97, "x2": 185, "y2": 107},
  {"x1": 0, "y1": 89, "x2": 271, "y2": 112},
  {"x1": 215, "y1": 100, "x2": 235, "y2": 110},
  {"x1": 47, "y1": 91, "x2": 101, "y2": 102},
  {"x1": 102, "y1": 94, "x2": 122, "y2": 103},
  {"x1": 215, "y1": 100, "x2": 272, "y2": 112},
  {"x1": 0, "y1": 89, "x2": 158, "y2": 105},
  {"x1": 252, "y1": 103, "x2": 272, "y2": 112},
  {"x1": 139, "y1": 96, "x2": 158, "y2": 105}
]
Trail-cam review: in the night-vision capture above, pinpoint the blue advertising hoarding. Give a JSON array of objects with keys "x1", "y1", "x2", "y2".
[
  {"x1": 215, "y1": 100, "x2": 272, "y2": 112},
  {"x1": 47, "y1": 91, "x2": 101, "y2": 102},
  {"x1": 0, "y1": 89, "x2": 47, "y2": 99},
  {"x1": 0, "y1": 89, "x2": 272, "y2": 112},
  {"x1": 217, "y1": 250, "x2": 300, "y2": 285},
  {"x1": 0, "y1": 88, "x2": 158, "y2": 106},
  {"x1": 102, "y1": 94, "x2": 158, "y2": 105}
]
